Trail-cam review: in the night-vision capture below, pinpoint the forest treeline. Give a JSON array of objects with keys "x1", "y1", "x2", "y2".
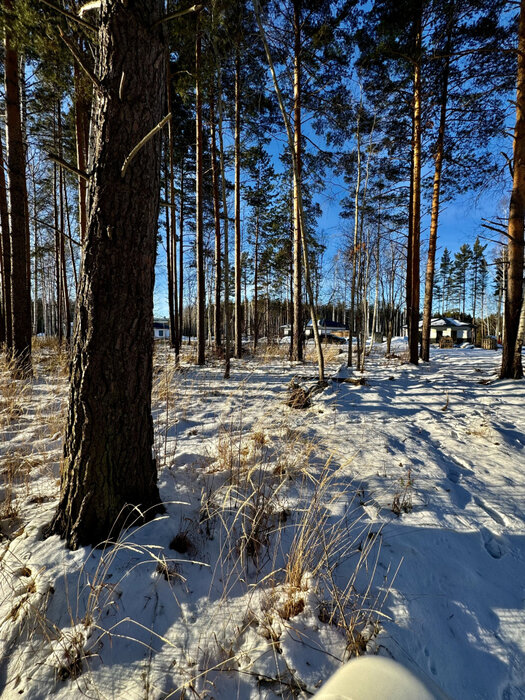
[
  {"x1": 0, "y1": 1, "x2": 524, "y2": 544},
  {"x1": 0, "y1": 0, "x2": 522, "y2": 375}
]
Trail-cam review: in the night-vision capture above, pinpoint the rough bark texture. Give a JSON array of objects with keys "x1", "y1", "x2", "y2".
[
  {"x1": 501, "y1": 0, "x2": 525, "y2": 379},
  {"x1": 292, "y1": 0, "x2": 303, "y2": 363},
  {"x1": 407, "y1": 15, "x2": 422, "y2": 366},
  {"x1": 5, "y1": 6, "x2": 32, "y2": 375},
  {"x1": 421, "y1": 22, "x2": 452, "y2": 362},
  {"x1": 45, "y1": 0, "x2": 166, "y2": 549}
]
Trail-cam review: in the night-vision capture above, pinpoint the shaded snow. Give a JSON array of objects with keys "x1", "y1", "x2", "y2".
[{"x1": 1, "y1": 342, "x2": 524, "y2": 699}]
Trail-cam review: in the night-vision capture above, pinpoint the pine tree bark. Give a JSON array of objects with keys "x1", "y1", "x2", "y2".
[
  {"x1": 407, "y1": 12, "x2": 422, "y2": 366},
  {"x1": 4, "y1": 1, "x2": 31, "y2": 375},
  {"x1": 195, "y1": 16, "x2": 205, "y2": 366},
  {"x1": 421, "y1": 19, "x2": 452, "y2": 362},
  {"x1": 292, "y1": 0, "x2": 303, "y2": 362},
  {"x1": 501, "y1": 0, "x2": 525, "y2": 379},
  {"x1": 44, "y1": 0, "x2": 166, "y2": 549}
]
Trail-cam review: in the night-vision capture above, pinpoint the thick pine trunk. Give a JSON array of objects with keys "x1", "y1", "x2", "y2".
[
  {"x1": 195, "y1": 19, "x2": 205, "y2": 366},
  {"x1": 234, "y1": 52, "x2": 242, "y2": 359},
  {"x1": 421, "y1": 26, "x2": 451, "y2": 362},
  {"x1": 292, "y1": 0, "x2": 303, "y2": 362},
  {"x1": 5, "y1": 5, "x2": 31, "y2": 375},
  {"x1": 45, "y1": 0, "x2": 166, "y2": 549},
  {"x1": 407, "y1": 16, "x2": 422, "y2": 366},
  {"x1": 501, "y1": 0, "x2": 525, "y2": 379}
]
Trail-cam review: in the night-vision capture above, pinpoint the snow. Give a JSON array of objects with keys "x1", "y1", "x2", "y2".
[{"x1": 1, "y1": 341, "x2": 524, "y2": 699}]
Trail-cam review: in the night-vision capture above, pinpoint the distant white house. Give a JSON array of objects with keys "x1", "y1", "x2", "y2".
[
  {"x1": 420, "y1": 317, "x2": 473, "y2": 343},
  {"x1": 305, "y1": 319, "x2": 348, "y2": 337},
  {"x1": 154, "y1": 318, "x2": 170, "y2": 339}
]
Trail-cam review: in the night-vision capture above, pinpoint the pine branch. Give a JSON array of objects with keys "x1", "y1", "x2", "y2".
[
  {"x1": 48, "y1": 152, "x2": 90, "y2": 181},
  {"x1": 78, "y1": 1, "x2": 101, "y2": 17},
  {"x1": 59, "y1": 29, "x2": 103, "y2": 91},
  {"x1": 121, "y1": 113, "x2": 172, "y2": 178},
  {"x1": 34, "y1": 216, "x2": 81, "y2": 246},
  {"x1": 39, "y1": 0, "x2": 96, "y2": 31},
  {"x1": 152, "y1": 4, "x2": 203, "y2": 28}
]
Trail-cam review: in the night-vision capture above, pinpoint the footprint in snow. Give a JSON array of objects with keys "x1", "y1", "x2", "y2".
[
  {"x1": 447, "y1": 469, "x2": 460, "y2": 484},
  {"x1": 474, "y1": 496, "x2": 506, "y2": 526},
  {"x1": 449, "y1": 483, "x2": 471, "y2": 509},
  {"x1": 480, "y1": 527, "x2": 507, "y2": 559}
]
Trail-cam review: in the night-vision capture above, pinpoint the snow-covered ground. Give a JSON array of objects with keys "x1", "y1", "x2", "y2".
[{"x1": 1, "y1": 340, "x2": 524, "y2": 699}]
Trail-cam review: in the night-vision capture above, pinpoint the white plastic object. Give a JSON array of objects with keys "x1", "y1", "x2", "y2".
[{"x1": 311, "y1": 656, "x2": 451, "y2": 700}]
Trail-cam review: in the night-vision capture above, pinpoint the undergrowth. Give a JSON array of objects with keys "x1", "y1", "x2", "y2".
[{"x1": 0, "y1": 342, "x2": 392, "y2": 699}]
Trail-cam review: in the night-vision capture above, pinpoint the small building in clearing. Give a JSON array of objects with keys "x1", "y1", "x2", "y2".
[
  {"x1": 305, "y1": 319, "x2": 348, "y2": 338},
  {"x1": 154, "y1": 319, "x2": 170, "y2": 339},
  {"x1": 420, "y1": 317, "x2": 473, "y2": 343}
]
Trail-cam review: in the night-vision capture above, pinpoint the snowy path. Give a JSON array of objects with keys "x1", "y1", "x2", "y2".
[{"x1": 308, "y1": 348, "x2": 525, "y2": 699}]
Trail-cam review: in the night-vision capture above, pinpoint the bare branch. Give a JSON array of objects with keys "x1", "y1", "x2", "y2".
[
  {"x1": 59, "y1": 29, "x2": 103, "y2": 91},
  {"x1": 78, "y1": 0, "x2": 101, "y2": 18},
  {"x1": 34, "y1": 216, "x2": 81, "y2": 246},
  {"x1": 152, "y1": 4, "x2": 203, "y2": 28},
  {"x1": 121, "y1": 113, "x2": 172, "y2": 178},
  {"x1": 48, "y1": 152, "x2": 90, "y2": 181},
  {"x1": 39, "y1": 0, "x2": 96, "y2": 31}
]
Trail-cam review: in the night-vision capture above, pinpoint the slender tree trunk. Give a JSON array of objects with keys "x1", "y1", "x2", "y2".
[
  {"x1": 30, "y1": 167, "x2": 39, "y2": 336},
  {"x1": 234, "y1": 50, "x2": 242, "y2": 359},
  {"x1": 421, "y1": 25, "x2": 452, "y2": 362},
  {"x1": 74, "y1": 61, "x2": 89, "y2": 245},
  {"x1": 53, "y1": 160, "x2": 62, "y2": 342},
  {"x1": 179, "y1": 154, "x2": 184, "y2": 346},
  {"x1": 210, "y1": 89, "x2": 222, "y2": 349},
  {"x1": 166, "y1": 66, "x2": 179, "y2": 355},
  {"x1": 368, "y1": 217, "x2": 381, "y2": 355},
  {"x1": 253, "y1": 205, "x2": 260, "y2": 352},
  {"x1": 195, "y1": 17, "x2": 205, "y2": 366},
  {"x1": 347, "y1": 105, "x2": 361, "y2": 368},
  {"x1": 44, "y1": 0, "x2": 167, "y2": 549},
  {"x1": 407, "y1": 13, "x2": 422, "y2": 366},
  {"x1": 0, "y1": 128, "x2": 12, "y2": 348},
  {"x1": 501, "y1": 0, "x2": 525, "y2": 379},
  {"x1": 63, "y1": 173, "x2": 79, "y2": 295},
  {"x1": 292, "y1": 0, "x2": 303, "y2": 362},
  {"x1": 217, "y1": 65, "x2": 231, "y2": 378},
  {"x1": 59, "y1": 165, "x2": 71, "y2": 342},
  {"x1": 255, "y1": 0, "x2": 324, "y2": 380},
  {"x1": 5, "y1": 3, "x2": 31, "y2": 375},
  {"x1": 58, "y1": 104, "x2": 71, "y2": 342}
]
